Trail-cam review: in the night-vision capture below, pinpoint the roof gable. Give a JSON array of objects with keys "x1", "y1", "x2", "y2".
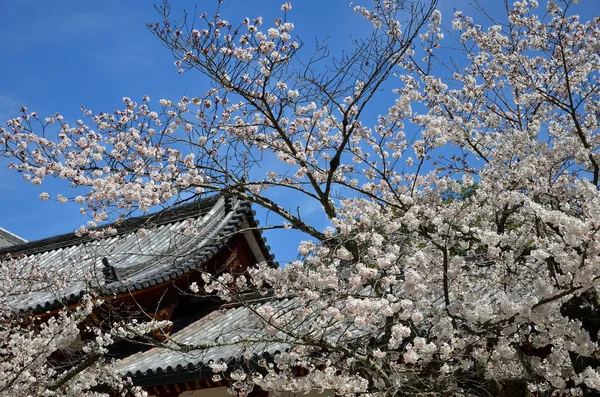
[{"x1": 0, "y1": 226, "x2": 27, "y2": 248}]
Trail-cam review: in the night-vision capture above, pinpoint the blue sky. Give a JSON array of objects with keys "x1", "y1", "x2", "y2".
[{"x1": 1, "y1": 0, "x2": 598, "y2": 263}]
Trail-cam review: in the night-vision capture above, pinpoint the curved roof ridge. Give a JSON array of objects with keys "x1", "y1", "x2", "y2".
[{"x1": 0, "y1": 195, "x2": 221, "y2": 256}]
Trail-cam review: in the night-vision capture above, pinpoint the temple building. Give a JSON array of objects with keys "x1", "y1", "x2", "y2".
[{"x1": 0, "y1": 195, "x2": 328, "y2": 396}]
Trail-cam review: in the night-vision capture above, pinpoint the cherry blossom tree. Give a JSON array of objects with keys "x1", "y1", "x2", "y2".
[
  {"x1": 0, "y1": 255, "x2": 150, "y2": 396},
  {"x1": 2, "y1": 0, "x2": 600, "y2": 395}
]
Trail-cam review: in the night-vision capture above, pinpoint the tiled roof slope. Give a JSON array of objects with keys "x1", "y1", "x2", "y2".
[
  {"x1": 0, "y1": 227, "x2": 27, "y2": 248},
  {"x1": 114, "y1": 299, "x2": 291, "y2": 385},
  {"x1": 114, "y1": 296, "x2": 381, "y2": 387},
  {"x1": 1, "y1": 196, "x2": 263, "y2": 313}
]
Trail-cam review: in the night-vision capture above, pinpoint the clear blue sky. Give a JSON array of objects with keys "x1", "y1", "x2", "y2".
[{"x1": 1, "y1": 0, "x2": 598, "y2": 263}]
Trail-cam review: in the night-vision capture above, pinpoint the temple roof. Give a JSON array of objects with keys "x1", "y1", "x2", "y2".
[
  {"x1": 1, "y1": 196, "x2": 270, "y2": 313},
  {"x1": 114, "y1": 298, "x2": 291, "y2": 387}
]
